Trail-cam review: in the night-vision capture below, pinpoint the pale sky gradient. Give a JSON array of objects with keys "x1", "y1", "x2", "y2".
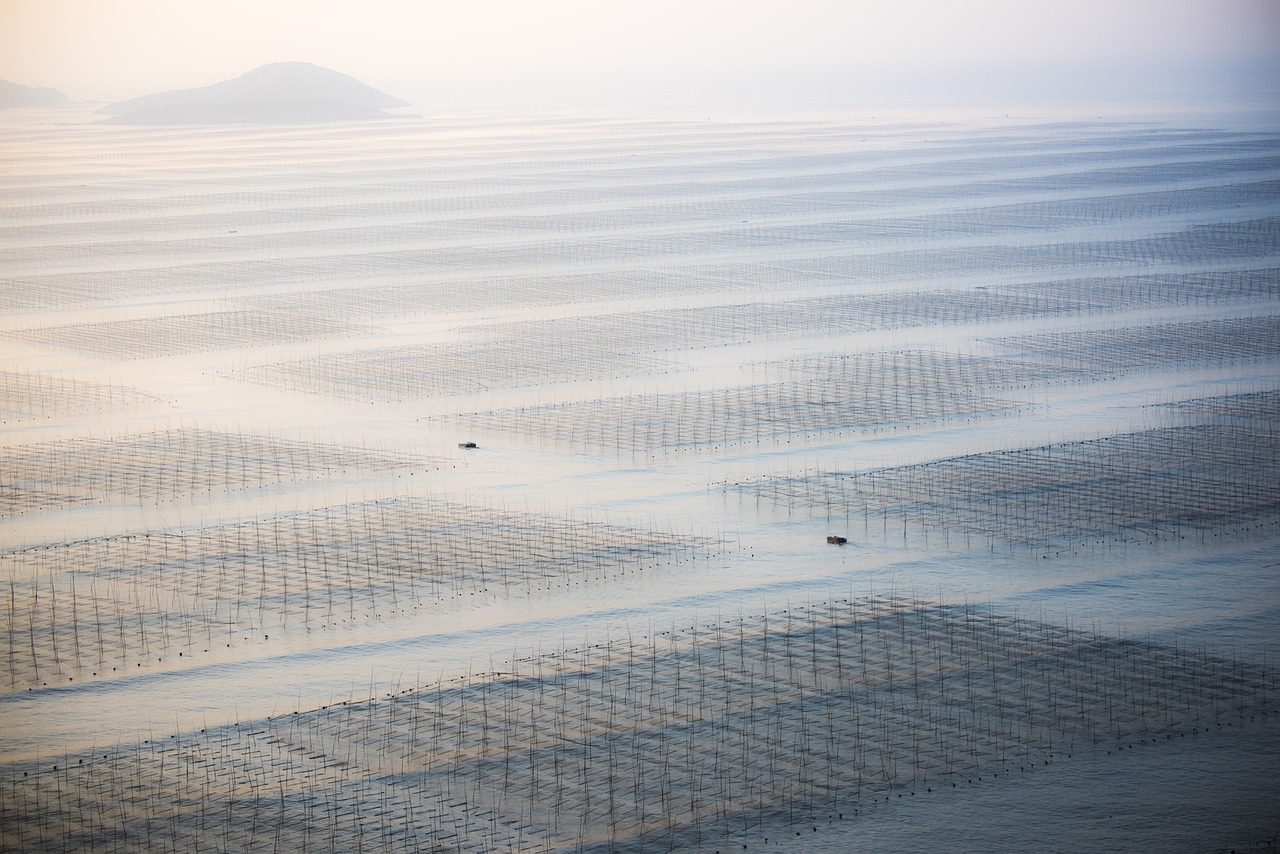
[{"x1": 1, "y1": 0, "x2": 1277, "y2": 108}]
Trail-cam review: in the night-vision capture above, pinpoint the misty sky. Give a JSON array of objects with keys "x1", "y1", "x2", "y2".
[{"x1": 2, "y1": 0, "x2": 1278, "y2": 109}]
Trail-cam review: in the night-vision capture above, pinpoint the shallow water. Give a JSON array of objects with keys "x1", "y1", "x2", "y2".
[
  {"x1": 2, "y1": 105, "x2": 1278, "y2": 850},
  {"x1": 781, "y1": 718, "x2": 1280, "y2": 853}
]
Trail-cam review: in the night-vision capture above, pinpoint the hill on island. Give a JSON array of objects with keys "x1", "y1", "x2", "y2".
[
  {"x1": 0, "y1": 79, "x2": 72, "y2": 108},
  {"x1": 99, "y1": 62, "x2": 410, "y2": 124}
]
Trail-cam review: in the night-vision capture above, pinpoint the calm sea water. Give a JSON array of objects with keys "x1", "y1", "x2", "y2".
[{"x1": 2, "y1": 104, "x2": 1278, "y2": 850}]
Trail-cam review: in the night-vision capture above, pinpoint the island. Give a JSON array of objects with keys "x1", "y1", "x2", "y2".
[
  {"x1": 0, "y1": 79, "x2": 71, "y2": 109},
  {"x1": 98, "y1": 62, "x2": 409, "y2": 124}
]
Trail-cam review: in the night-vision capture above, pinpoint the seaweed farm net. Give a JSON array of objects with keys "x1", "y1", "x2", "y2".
[
  {"x1": 233, "y1": 271, "x2": 1278, "y2": 404},
  {"x1": 241, "y1": 262, "x2": 1280, "y2": 324},
  {"x1": 466, "y1": 289, "x2": 1103, "y2": 354},
  {"x1": 0, "y1": 429, "x2": 438, "y2": 516},
  {"x1": 1, "y1": 596, "x2": 1272, "y2": 852},
  {"x1": 5, "y1": 116, "x2": 1280, "y2": 851},
  {"x1": 14, "y1": 173, "x2": 1277, "y2": 277},
  {"x1": 989, "y1": 315, "x2": 1280, "y2": 372},
  {"x1": 1158, "y1": 388, "x2": 1280, "y2": 424},
  {"x1": 762, "y1": 215, "x2": 1280, "y2": 290},
  {"x1": 7, "y1": 207, "x2": 1280, "y2": 314},
  {"x1": 0, "y1": 497, "x2": 722, "y2": 689},
  {"x1": 245, "y1": 268, "x2": 738, "y2": 318},
  {"x1": 234, "y1": 338, "x2": 682, "y2": 402},
  {"x1": 437, "y1": 351, "x2": 1094, "y2": 456},
  {"x1": 6, "y1": 112, "x2": 1280, "y2": 310},
  {"x1": 760, "y1": 349, "x2": 1100, "y2": 387},
  {"x1": 537, "y1": 266, "x2": 1270, "y2": 349},
  {"x1": 1004, "y1": 267, "x2": 1279, "y2": 312},
  {"x1": 737, "y1": 420, "x2": 1280, "y2": 553},
  {"x1": 0, "y1": 371, "x2": 167, "y2": 424},
  {"x1": 8, "y1": 310, "x2": 372, "y2": 360}
]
